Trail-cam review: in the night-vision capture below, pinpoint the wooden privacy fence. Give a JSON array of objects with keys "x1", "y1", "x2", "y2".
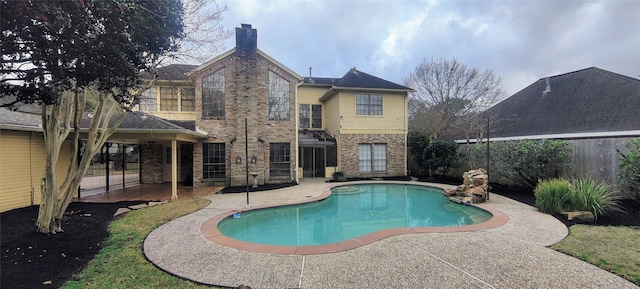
[{"x1": 426, "y1": 137, "x2": 637, "y2": 199}]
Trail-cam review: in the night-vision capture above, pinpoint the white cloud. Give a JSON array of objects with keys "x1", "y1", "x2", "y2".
[
  {"x1": 216, "y1": 0, "x2": 639, "y2": 95},
  {"x1": 374, "y1": 3, "x2": 434, "y2": 70}
]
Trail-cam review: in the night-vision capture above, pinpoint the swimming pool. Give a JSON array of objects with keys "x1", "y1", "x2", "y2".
[{"x1": 217, "y1": 184, "x2": 493, "y2": 246}]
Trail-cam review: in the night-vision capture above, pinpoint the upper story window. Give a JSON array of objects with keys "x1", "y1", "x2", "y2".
[
  {"x1": 311, "y1": 104, "x2": 322, "y2": 128},
  {"x1": 356, "y1": 94, "x2": 383, "y2": 115},
  {"x1": 139, "y1": 87, "x2": 157, "y2": 111},
  {"x1": 160, "y1": 87, "x2": 178, "y2": 111},
  {"x1": 139, "y1": 86, "x2": 193, "y2": 113},
  {"x1": 180, "y1": 87, "x2": 195, "y2": 112},
  {"x1": 202, "y1": 69, "x2": 225, "y2": 119},
  {"x1": 300, "y1": 104, "x2": 322, "y2": 129},
  {"x1": 268, "y1": 70, "x2": 290, "y2": 120}
]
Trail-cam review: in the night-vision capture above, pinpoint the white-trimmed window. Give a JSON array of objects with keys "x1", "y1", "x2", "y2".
[
  {"x1": 203, "y1": 143, "x2": 225, "y2": 179},
  {"x1": 160, "y1": 87, "x2": 178, "y2": 111},
  {"x1": 269, "y1": 143, "x2": 290, "y2": 177},
  {"x1": 139, "y1": 87, "x2": 157, "y2": 111},
  {"x1": 356, "y1": 94, "x2": 383, "y2": 115},
  {"x1": 299, "y1": 104, "x2": 322, "y2": 129},
  {"x1": 140, "y1": 86, "x2": 194, "y2": 112},
  {"x1": 359, "y1": 143, "x2": 387, "y2": 172},
  {"x1": 180, "y1": 87, "x2": 195, "y2": 112},
  {"x1": 268, "y1": 71, "x2": 290, "y2": 120},
  {"x1": 202, "y1": 69, "x2": 225, "y2": 119}
]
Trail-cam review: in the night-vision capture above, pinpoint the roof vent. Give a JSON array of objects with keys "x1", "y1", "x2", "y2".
[{"x1": 543, "y1": 77, "x2": 551, "y2": 95}]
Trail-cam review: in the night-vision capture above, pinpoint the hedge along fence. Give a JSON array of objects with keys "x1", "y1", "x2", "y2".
[
  {"x1": 462, "y1": 139, "x2": 574, "y2": 189},
  {"x1": 452, "y1": 137, "x2": 638, "y2": 199}
]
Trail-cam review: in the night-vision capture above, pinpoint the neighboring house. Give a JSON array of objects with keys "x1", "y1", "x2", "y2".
[
  {"x1": 136, "y1": 24, "x2": 412, "y2": 187},
  {"x1": 457, "y1": 67, "x2": 640, "y2": 195},
  {"x1": 0, "y1": 108, "x2": 71, "y2": 212}
]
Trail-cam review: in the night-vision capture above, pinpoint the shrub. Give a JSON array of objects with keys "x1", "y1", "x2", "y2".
[
  {"x1": 420, "y1": 140, "x2": 459, "y2": 177},
  {"x1": 534, "y1": 178, "x2": 572, "y2": 214},
  {"x1": 619, "y1": 138, "x2": 640, "y2": 199},
  {"x1": 570, "y1": 177, "x2": 622, "y2": 220},
  {"x1": 331, "y1": 171, "x2": 346, "y2": 182},
  {"x1": 534, "y1": 177, "x2": 622, "y2": 220},
  {"x1": 467, "y1": 139, "x2": 574, "y2": 188}
]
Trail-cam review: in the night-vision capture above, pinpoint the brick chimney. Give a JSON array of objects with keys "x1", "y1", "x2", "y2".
[{"x1": 236, "y1": 24, "x2": 257, "y2": 59}]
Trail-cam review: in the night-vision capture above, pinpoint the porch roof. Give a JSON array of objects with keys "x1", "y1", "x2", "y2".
[
  {"x1": 298, "y1": 130, "x2": 336, "y2": 146},
  {"x1": 80, "y1": 111, "x2": 208, "y2": 143}
]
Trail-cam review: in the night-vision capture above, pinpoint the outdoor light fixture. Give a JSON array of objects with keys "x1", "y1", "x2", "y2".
[
  {"x1": 236, "y1": 156, "x2": 242, "y2": 164},
  {"x1": 250, "y1": 155, "x2": 257, "y2": 164}
]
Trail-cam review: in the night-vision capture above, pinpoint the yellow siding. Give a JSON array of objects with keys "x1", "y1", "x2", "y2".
[
  {"x1": 298, "y1": 86, "x2": 327, "y2": 104},
  {"x1": 144, "y1": 111, "x2": 196, "y2": 121},
  {"x1": 323, "y1": 94, "x2": 342, "y2": 136},
  {"x1": 337, "y1": 91, "x2": 407, "y2": 134},
  {"x1": 0, "y1": 130, "x2": 70, "y2": 212}
]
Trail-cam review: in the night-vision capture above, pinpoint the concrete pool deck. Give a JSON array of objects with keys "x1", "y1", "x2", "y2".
[{"x1": 144, "y1": 179, "x2": 638, "y2": 289}]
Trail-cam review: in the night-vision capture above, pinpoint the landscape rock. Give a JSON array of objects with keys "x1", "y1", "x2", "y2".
[
  {"x1": 445, "y1": 169, "x2": 489, "y2": 204},
  {"x1": 561, "y1": 211, "x2": 595, "y2": 223}
]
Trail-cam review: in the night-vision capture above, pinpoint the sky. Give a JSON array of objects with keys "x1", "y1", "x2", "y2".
[{"x1": 212, "y1": 0, "x2": 639, "y2": 96}]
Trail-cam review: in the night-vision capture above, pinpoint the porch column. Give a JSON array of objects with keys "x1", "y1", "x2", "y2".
[{"x1": 171, "y1": 139, "x2": 178, "y2": 200}]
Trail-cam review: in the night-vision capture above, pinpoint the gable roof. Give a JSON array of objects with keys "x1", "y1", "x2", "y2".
[
  {"x1": 481, "y1": 67, "x2": 640, "y2": 140},
  {"x1": 187, "y1": 48, "x2": 302, "y2": 81},
  {"x1": 314, "y1": 68, "x2": 413, "y2": 101}
]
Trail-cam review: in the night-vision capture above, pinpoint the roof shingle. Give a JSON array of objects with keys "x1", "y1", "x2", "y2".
[{"x1": 484, "y1": 67, "x2": 640, "y2": 138}]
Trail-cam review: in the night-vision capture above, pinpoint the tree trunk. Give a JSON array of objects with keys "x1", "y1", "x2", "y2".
[
  {"x1": 36, "y1": 100, "x2": 69, "y2": 233},
  {"x1": 35, "y1": 90, "x2": 131, "y2": 233}
]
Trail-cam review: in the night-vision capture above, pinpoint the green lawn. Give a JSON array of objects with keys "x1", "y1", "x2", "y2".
[
  {"x1": 551, "y1": 225, "x2": 640, "y2": 285},
  {"x1": 62, "y1": 198, "x2": 222, "y2": 289}
]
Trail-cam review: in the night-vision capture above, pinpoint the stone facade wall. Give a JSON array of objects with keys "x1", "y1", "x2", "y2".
[
  {"x1": 191, "y1": 26, "x2": 297, "y2": 187},
  {"x1": 140, "y1": 144, "x2": 163, "y2": 184},
  {"x1": 339, "y1": 134, "x2": 406, "y2": 178}
]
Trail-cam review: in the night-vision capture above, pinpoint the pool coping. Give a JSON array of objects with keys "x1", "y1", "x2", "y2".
[{"x1": 200, "y1": 182, "x2": 510, "y2": 255}]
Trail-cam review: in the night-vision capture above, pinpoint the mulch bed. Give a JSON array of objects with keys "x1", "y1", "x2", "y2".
[
  {"x1": 2, "y1": 184, "x2": 639, "y2": 289},
  {"x1": 1, "y1": 201, "x2": 143, "y2": 289},
  {"x1": 491, "y1": 183, "x2": 640, "y2": 227}
]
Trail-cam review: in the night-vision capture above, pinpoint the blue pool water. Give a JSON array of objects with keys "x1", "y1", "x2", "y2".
[{"x1": 217, "y1": 184, "x2": 492, "y2": 246}]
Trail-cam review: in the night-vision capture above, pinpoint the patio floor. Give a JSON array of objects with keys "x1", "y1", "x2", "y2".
[
  {"x1": 75, "y1": 183, "x2": 223, "y2": 203},
  {"x1": 142, "y1": 179, "x2": 638, "y2": 289}
]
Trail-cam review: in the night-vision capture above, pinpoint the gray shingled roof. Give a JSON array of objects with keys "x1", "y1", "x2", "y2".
[
  {"x1": 303, "y1": 77, "x2": 339, "y2": 86},
  {"x1": 79, "y1": 111, "x2": 203, "y2": 135},
  {"x1": 304, "y1": 68, "x2": 411, "y2": 91},
  {"x1": 484, "y1": 67, "x2": 640, "y2": 139},
  {"x1": 142, "y1": 64, "x2": 198, "y2": 81},
  {"x1": 0, "y1": 108, "x2": 206, "y2": 138},
  {"x1": 335, "y1": 68, "x2": 412, "y2": 90},
  {"x1": 0, "y1": 108, "x2": 41, "y2": 131}
]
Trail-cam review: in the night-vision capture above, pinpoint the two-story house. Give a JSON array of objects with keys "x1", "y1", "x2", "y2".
[{"x1": 138, "y1": 24, "x2": 412, "y2": 187}]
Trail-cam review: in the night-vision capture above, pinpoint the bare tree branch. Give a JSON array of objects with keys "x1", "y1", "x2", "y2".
[{"x1": 404, "y1": 58, "x2": 505, "y2": 140}]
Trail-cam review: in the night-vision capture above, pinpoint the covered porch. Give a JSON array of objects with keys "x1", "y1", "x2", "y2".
[{"x1": 80, "y1": 112, "x2": 209, "y2": 201}]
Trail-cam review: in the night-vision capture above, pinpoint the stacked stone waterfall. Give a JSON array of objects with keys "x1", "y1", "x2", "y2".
[{"x1": 444, "y1": 169, "x2": 488, "y2": 204}]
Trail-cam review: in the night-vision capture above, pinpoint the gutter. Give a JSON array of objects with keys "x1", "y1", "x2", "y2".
[{"x1": 0, "y1": 124, "x2": 42, "y2": 133}]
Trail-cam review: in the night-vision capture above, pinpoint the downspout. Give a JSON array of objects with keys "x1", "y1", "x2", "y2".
[
  {"x1": 404, "y1": 91, "x2": 409, "y2": 176},
  {"x1": 29, "y1": 132, "x2": 34, "y2": 206},
  {"x1": 294, "y1": 79, "x2": 303, "y2": 184}
]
